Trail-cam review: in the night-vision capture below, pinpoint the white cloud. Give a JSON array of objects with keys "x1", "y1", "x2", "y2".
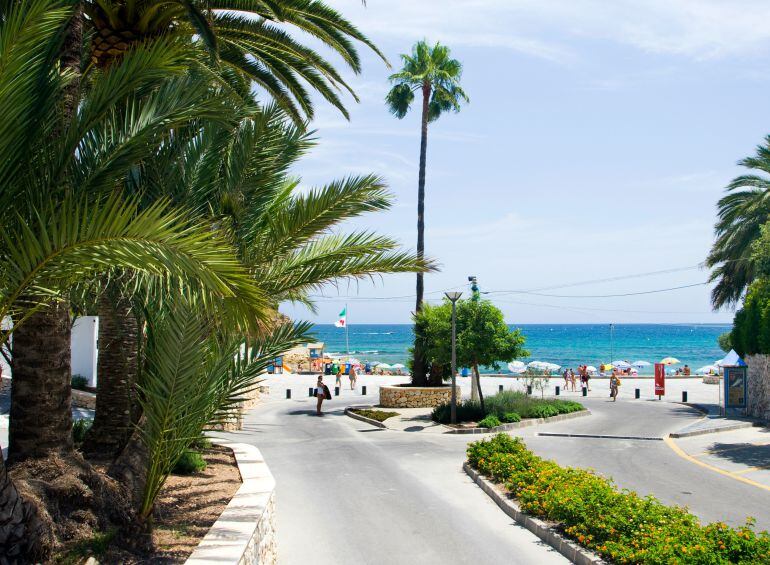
[{"x1": 331, "y1": 0, "x2": 770, "y2": 60}]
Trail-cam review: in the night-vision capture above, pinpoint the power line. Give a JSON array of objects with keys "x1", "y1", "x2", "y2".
[{"x1": 488, "y1": 281, "x2": 709, "y2": 299}]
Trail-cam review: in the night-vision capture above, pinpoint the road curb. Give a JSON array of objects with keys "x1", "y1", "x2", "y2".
[
  {"x1": 444, "y1": 409, "x2": 591, "y2": 435},
  {"x1": 538, "y1": 432, "x2": 662, "y2": 441},
  {"x1": 344, "y1": 407, "x2": 387, "y2": 429},
  {"x1": 463, "y1": 462, "x2": 606, "y2": 565},
  {"x1": 669, "y1": 421, "x2": 754, "y2": 438}
]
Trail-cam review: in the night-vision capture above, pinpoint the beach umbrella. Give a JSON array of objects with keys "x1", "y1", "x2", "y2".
[
  {"x1": 696, "y1": 365, "x2": 719, "y2": 374},
  {"x1": 601, "y1": 363, "x2": 613, "y2": 371},
  {"x1": 392, "y1": 363, "x2": 406, "y2": 369},
  {"x1": 632, "y1": 360, "x2": 651, "y2": 368},
  {"x1": 719, "y1": 349, "x2": 747, "y2": 367},
  {"x1": 377, "y1": 363, "x2": 392, "y2": 370},
  {"x1": 527, "y1": 361, "x2": 558, "y2": 371},
  {"x1": 585, "y1": 366, "x2": 597, "y2": 374},
  {"x1": 508, "y1": 361, "x2": 526, "y2": 373},
  {"x1": 659, "y1": 357, "x2": 681, "y2": 365},
  {"x1": 545, "y1": 362, "x2": 562, "y2": 371},
  {"x1": 612, "y1": 360, "x2": 631, "y2": 369}
]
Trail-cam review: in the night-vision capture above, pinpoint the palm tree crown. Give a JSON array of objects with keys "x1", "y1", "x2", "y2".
[
  {"x1": 707, "y1": 136, "x2": 770, "y2": 308},
  {"x1": 385, "y1": 40, "x2": 468, "y2": 121}
]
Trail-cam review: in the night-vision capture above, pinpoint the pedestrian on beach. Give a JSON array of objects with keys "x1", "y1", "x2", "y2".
[
  {"x1": 563, "y1": 368, "x2": 570, "y2": 389},
  {"x1": 334, "y1": 362, "x2": 342, "y2": 389},
  {"x1": 569, "y1": 368, "x2": 576, "y2": 391},
  {"x1": 610, "y1": 372, "x2": 621, "y2": 401},
  {"x1": 349, "y1": 364, "x2": 357, "y2": 390},
  {"x1": 316, "y1": 375, "x2": 332, "y2": 415}
]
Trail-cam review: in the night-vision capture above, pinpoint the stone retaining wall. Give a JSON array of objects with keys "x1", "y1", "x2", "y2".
[
  {"x1": 745, "y1": 354, "x2": 770, "y2": 422},
  {"x1": 186, "y1": 442, "x2": 277, "y2": 565},
  {"x1": 379, "y1": 384, "x2": 460, "y2": 408}
]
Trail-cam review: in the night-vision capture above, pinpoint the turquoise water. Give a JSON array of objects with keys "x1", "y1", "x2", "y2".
[{"x1": 308, "y1": 324, "x2": 730, "y2": 374}]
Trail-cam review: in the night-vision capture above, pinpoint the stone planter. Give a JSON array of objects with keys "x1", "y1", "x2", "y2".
[{"x1": 379, "y1": 384, "x2": 460, "y2": 408}]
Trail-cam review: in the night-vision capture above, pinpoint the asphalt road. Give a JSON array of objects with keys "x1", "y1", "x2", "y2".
[
  {"x1": 213, "y1": 389, "x2": 770, "y2": 564},
  {"x1": 213, "y1": 393, "x2": 568, "y2": 565},
  {"x1": 518, "y1": 397, "x2": 770, "y2": 530}
]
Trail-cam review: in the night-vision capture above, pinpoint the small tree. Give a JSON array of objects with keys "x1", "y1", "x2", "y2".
[{"x1": 412, "y1": 298, "x2": 528, "y2": 412}]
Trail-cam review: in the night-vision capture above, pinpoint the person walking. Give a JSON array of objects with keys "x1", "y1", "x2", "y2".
[
  {"x1": 562, "y1": 368, "x2": 570, "y2": 389},
  {"x1": 316, "y1": 375, "x2": 332, "y2": 415},
  {"x1": 333, "y1": 362, "x2": 342, "y2": 390},
  {"x1": 349, "y1": 363, "x2": 358, "y2": 390},
  {"x1": 610, "y1": 372, "x2": 621, "y2": 402},
  {"x1": 569, "y1": 368, "x2": 576, "y2": 391}
]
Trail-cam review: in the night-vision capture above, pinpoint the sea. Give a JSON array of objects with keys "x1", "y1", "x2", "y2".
[{"x1": 307, "y1": 324, "x2": 731, "y2": 374}]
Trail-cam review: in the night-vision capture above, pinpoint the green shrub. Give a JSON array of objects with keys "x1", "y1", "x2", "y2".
[
  {"x1": 500, "y1": 412, "x2": 521, "y2": 423},
  {"x1": 190, "y1": 436, "x2": 212, "y2": 450},
  {"x1": 478, "y1": 414, "x2": 501, "y2": 428},
  {"x1": 432, "y1": 391, "x2": 583, "y2": 424},
  {"x1": 72, "y1": 418, "x2": 92, "y2": 444},
  {"x1": 351, "y1": 408, "x2": 399, "y2": 422},
  {"x1": 71, "y1": 374, "x2": 89, "y2": 390},
  {"x1": 172, "y1": 449, "x2": 207, "y2": 475},
  {"x1": 467, "y1": 435, "x2": 770, "y2": 564},
  {"x1": 431, "y1": 399, "x2": 485, "y2": 424}
]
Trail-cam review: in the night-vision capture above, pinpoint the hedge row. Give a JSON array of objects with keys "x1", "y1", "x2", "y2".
[
  {"x1": 432, "y1": 390, "x2": 583, "y2": 425},
  {"x1": 467, "y1": 434, "x2": 770, "y2": 564}
]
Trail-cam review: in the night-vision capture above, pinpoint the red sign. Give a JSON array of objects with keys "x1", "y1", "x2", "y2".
[{"x1": 654, "y1": 363, "x2": 665, "y2": 396}]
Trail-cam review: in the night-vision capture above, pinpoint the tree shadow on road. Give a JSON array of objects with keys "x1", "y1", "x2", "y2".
[{"x1": 706, "y1": 441, "x2": 770, "y2": 468}]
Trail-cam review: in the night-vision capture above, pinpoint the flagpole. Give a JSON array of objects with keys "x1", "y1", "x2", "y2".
[{"x1": 345, "y1": 302, "x2": 350, "y2": 360}]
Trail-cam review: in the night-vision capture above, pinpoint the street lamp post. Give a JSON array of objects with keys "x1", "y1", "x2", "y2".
[{"x1": 445, "y1": 291, "x2": 463, "y2": 424}]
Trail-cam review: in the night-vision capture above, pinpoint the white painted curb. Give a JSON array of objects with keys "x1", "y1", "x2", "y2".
[{"x1": 186, "y1": 442, "x2": 276, "y2": 565}]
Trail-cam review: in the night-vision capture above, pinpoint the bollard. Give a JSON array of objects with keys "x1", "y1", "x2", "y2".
[
  {"x1": 308, "y1": 387, "x2": 314, "y2": 397},
  {"x1": 635, "y1": 388, "x2": 640, "y2": 399},
  {"x1": 682, "y1": 390, "x2": 688, "y2": 403},
  {"x1": 286, "y1": 389, "x2": 291, "y2": 399},
  {"x1": 526, "y1": 385, "x2": 532, "y2": 395},
  {"x1": 499, "y1": 384, "x2": 504, "y2": 392},
  {"x1": 334, "y1": 386, "x2": 339, "y2": 396},
  {"x1": 582, "y1": 386, "x2": 587, "y2": 397},
  {"x1": 555, "y1": 385, "x2": 560, "y2": 396},
  {"x1": 362, "y1": 385, "x2": 367, "y2": 395}
]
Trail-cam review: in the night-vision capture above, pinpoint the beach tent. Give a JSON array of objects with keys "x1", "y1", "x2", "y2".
[
  {"x1": 508, "y1": 361, "x2": 526, "y2": 373},
  {"x1": 632, "y1": 360, "x2": 651, "y2": 368},
  {"x1": 718, "y1": 349, "x2": 747, "y2": 367}
]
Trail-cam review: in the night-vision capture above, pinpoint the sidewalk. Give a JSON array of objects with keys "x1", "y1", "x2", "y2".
[{"x1": 667, "y1": 424, "x2": 770, "y2": 492}]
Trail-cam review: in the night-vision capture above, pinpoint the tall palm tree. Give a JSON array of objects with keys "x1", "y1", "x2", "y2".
[
  {"x1": 83, "y1": 0, "x2": 386, "y2": 123},
  {"x1": 707, "y1": 136, "x2": 770, "y2": 308},
  {"x1": 385, "y1": 40, "x2": 468, "y2": 384}
]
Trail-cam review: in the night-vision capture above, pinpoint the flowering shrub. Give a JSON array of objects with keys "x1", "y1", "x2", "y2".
[{"x1": 467, "y1": 435, "x2": 770, "y2": 564}]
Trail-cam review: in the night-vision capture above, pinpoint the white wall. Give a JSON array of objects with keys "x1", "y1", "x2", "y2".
[{"x1": 71, "y1": 316, "x2": 98, "y2": 387}]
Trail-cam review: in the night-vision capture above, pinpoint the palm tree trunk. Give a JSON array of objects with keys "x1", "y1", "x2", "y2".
[
  {"x1": 8, "y1": 302, "x2": 74, "y2": 463},
  {"x1": 411, "y1": 81, "x2": 431, "y2": 386},
  {"x1": 83, "y1": 280, "x2": 139, "y2": 457},
  {"x1": 0, "y1": 444, "x2": 47, "y2": 559}
]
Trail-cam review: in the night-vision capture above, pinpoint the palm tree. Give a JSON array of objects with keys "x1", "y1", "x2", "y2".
[
  {"x1": 83, "y1": 0, "x2": 386, "y2": 122},
  {"x1": 0, "y1": 5, "x2": 271, "y2": 555},
  {"x1": 707, "y1": 136, "x2": 770, "y2": 308},
  {"x1": 386, "y1": 40, "x2": 468, "y2": 384}
]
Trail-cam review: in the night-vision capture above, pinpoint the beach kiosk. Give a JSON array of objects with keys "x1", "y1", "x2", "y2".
[
  {"x1": 720, "y1": 349, "x2": 748, "y2": 415},
  {"x1": 267, "y1": 355, "x2": 284, "y2": 375}
]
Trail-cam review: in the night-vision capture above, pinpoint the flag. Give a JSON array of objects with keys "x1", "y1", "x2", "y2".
[{"x1": 334, "y1": 307, "x2": 347, "y2": 328}]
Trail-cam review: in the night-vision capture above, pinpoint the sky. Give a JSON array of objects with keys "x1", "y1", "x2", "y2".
[{"x1": 280, "y1": 0, "x2": 770, "y2": 325}]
